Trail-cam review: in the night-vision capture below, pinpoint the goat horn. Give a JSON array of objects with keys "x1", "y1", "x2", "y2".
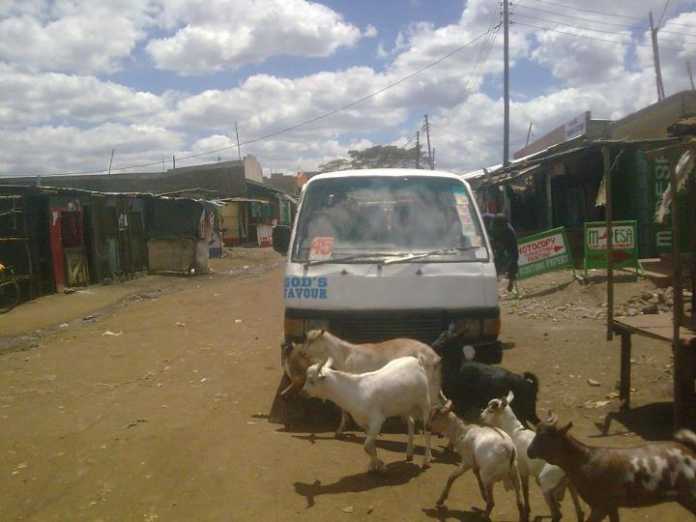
[{"x1": 546, "y1": 410, "x2": 558, "y2": 425}]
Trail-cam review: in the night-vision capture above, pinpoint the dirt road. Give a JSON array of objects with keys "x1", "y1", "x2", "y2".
[{"x1": 0, "y1": 249, "x2": 687, "y2": 521}]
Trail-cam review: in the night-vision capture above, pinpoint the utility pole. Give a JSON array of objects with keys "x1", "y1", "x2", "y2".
[
  {"x1": 525, "y1": 122, "x2": 533, "y2": 146},
  {"x1": 503, "y1": 0, "x2": 510, "y2": 167},
  {"x1": 415, "y1": 131, "x2": 421, "y2": 169},
  {"x1": 107, "y1": 148, "x2": 115, "y2": 175},
  {"x1": 432, "y1": 147, "x2": 436, "y2": 170},
  {"x1": 235, "y1": 122, "x2": 242, "y2": 161},
  {"x1": 424, "y1": 114, "x2": 433, "y2": 169},
  {"x1": 173, "y1": 155, "x2": 176, "y2": 170},
  {"x1": 649, "y1": 11, "x2": 666, "y2": 101},
  {"x1": 688, "y1": 61, "x2": 696, "y2": 91}
]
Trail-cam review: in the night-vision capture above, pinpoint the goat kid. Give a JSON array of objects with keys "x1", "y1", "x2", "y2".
[
  {"x1": 284, "y1": 329, "x2": 443, "y2": 436},
  {"x1": 430, "y1": 400, "x2": 527, "y2": 521},
  {"x1": 527, "y1": 412, "x2": 696, "y2": 521},
  {"x1": 301, "y1": 355, "x2": 433, "y2": 472},
  {"x1": 480, "y1": 392, "x2": 584, "y2": 522}
]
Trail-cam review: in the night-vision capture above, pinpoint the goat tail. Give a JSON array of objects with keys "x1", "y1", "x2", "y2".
[
  {"x1": 675, "y1": 429, "x2": 696, "y2": 452},
  {"x1": 523, "y1": 372, "x2": 539, "y2": 392}
]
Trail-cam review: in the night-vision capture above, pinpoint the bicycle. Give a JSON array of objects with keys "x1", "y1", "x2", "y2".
[{"x1": 0, "y1": 263, "x2": 20, "y2": 313}]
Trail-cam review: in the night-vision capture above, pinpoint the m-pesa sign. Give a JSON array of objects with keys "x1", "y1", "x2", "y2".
[
  {"x1": 517, "y1": 227, "x2": 574, "y2": 279},
  {"x1": 583, "y1": 221, "x2": 639, "y2": 272}
]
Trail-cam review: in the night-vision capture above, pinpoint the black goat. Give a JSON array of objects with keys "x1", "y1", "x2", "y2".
[{"x1": 441, "y1": 359, "x2": 540, "y2": 427}]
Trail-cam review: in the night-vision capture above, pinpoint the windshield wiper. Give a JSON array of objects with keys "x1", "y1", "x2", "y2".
[
  {"x1": 380, "y1": 247, "x2": 478, "y2": 265},
  {"x1": 304, "y1": 253, "x2": 398, "y2": 267}
]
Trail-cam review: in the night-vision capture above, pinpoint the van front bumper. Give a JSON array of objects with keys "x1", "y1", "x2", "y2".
[{"x1": 283, "y1": 307, "x2": 500, "y2": 346}]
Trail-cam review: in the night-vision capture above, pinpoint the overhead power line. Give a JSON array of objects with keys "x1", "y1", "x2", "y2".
[
  {"x1": 515, "y1": 3, "x2": 696, "y2": 40},
  {"x1": 512, "y1": 20, "x2": 690, "y2": 52},
  {"x1": 513, "y1": 17, "x2": 693, "y2": 52},
  {"x1": 23, "y1": 27, "x2": 498, "y2": 178},
  {"x1": 526, "y1": 0, "x2": 696, "y2": 30}
]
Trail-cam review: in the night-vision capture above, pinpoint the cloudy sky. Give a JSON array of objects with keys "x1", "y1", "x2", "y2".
[{"x1": 1, "y1": 0, "x2": 695, "y2": 177}]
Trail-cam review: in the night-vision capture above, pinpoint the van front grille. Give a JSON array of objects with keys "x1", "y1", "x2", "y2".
[{"x1": 330, "y1": 314, "x2": 446, "y2": 345}]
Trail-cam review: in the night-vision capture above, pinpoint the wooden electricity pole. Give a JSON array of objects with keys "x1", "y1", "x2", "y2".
[
  {"x1": 688, "y1": 61, "x2": 696, "y2": 91},
  {"x1": 235, "y1": 121, "x2": 242, "y2": 161},
  {"x1": 424, "y1": 114, "x2": 433, "y2": 169},
  {"x1": 107, "y1": 148, "x2": 115, "y2": 175},
  {"x1": 649, "y1": 11, "x2": 666, "y2": 101},
  {"x1": 415, "y1": 131, "x2": 421, "y2": 169}
]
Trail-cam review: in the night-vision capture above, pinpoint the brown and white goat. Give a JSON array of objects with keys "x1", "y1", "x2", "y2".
[
  {"x1": 282, "y1": 329, "x2": 443, "y2": 436},
  {"x1": 527, "y1": 412, "x2": 696, "y2": 521}
]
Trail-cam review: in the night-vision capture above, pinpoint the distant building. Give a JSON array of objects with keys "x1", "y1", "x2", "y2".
[{"x1": 470, "y1": 90, "x2": 696, "y2": 260}]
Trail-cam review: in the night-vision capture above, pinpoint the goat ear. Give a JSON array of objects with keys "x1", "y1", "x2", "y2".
[
  {"x1": 506, "y1": 390, "x2": 514, "y2": 405},
  {"x1": 559, "y1": 421, "x2": 573, "y2": 435},
  {"x1": 306, "y1": 330, "x2": 323, "y2": 343},
  {"x1": 442, "y1": 400, "x2": 453, "y2": 414},
  {"x1": 546, "y1": 410, "x2": 558, "y2": 426}
]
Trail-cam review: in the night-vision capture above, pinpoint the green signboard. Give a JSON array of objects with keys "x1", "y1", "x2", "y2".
[
  {"x1": 584, "y1": 220, "x2": 639, "y2": 272},
  {"x1": 517, "y1": 227, "x2": 574, "y2": 280}
]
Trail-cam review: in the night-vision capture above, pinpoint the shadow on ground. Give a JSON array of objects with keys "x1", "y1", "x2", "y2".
[
  {"x1": 593, "y1": 402, "x2": 674, "y2": 441},
  {"x1": 293, "y1": 461, "x2": 423, "y2": 508}
]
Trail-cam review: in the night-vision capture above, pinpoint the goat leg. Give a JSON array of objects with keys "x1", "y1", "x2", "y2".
[
  {"x1": 405, "y1": 416, "x2": 415, "y2": 462},
  {"x1": 436, "y1": 464, "x2": 469, "y2": 508},
  {"x1": 567, "y1": 481, "x2": 584, "y2": 522},
  {"x1": 484, "y1": 482, "x2": 495, "y2": 518},
  {"x1": 335, "y1": 410, "x2": 348, "y2": 438},
  {"x1": 509, "y1": 468, "x2": 527, "y2": 522},
  {"x1": 608, "y1": 509, "x2": 619, "y2": 522},
  {"x1": 364, "y1": 419, "x2": 385, "y2": 473},
  {"x1": 421, "y1": 406, "x2": 432, "y2": 468},
  {"x1": 543, "y1": 490, "x2": 561, "y2": 522},
  {"x1": 519, "y1": 474, "x2": 530, "y2": 522}
]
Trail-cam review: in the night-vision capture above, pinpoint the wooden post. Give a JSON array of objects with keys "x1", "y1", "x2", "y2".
[
  {"x1": 604, "y1": 146, "x2": 614, "y2": 341},
  {"x1": 670, "y1": 157, "x2": 685, "y2": 429},
  {"x1": 620, "y1": 332, "x2": 632, "y2": 410},
  {"x1": 545, "y1": 171, "x2": 553, "y2": 228}
]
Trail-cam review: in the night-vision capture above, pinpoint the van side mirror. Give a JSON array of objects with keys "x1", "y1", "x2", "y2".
[{"x1": 272, "y1": 225, "x2": 291, "y2": 255}]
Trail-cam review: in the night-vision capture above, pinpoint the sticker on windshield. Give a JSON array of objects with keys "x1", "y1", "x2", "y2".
[{"x1": 309, "y1": 236, "x2": 335, "y2": 261}]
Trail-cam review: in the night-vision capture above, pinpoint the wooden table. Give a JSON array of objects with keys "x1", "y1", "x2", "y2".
[{"x1": 612, "y1": 315, "x2": 696, "y2": 428}]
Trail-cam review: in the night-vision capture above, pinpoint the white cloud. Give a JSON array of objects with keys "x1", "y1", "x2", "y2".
[
  {"x1": 145, "y1": 0, "x2": 364, "y2": 74},
  {"x1": 0, "y1": 123, "x2": 183, "y2": 175},
  {"x1": 0, "y1": 7, "x2": 145, "y2": 74},
  {"x1": 0, "y1": 64, "x2": 167, "y2": 128}
]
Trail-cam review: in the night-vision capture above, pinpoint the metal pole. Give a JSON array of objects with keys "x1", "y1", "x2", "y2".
[
  {"x1": 525, "y1": 121, "x2": 533, "y2": 147},
  {"x1": 173, "y1": 155, "x2": 176, "y2": 170},
  {"x1": 424, "y1": 115, "x2": 433, "y2": 169},
  {"x1": 649, "y1": 12, "x2": 666, "y2": 101},
  {"x1": 688, "y1": 61, "x2": 696, "y2": 91},
  {"x1": 235, "y1": 122, "x2": 242, "y2": 161},
  {"x1": 107, "y1": 148, "x2": 115, "y2": 175},
  {"x1": 670, "y1": 156, "x2": 684, "y2": 429},
  {"x1": 503, "y1": 0, "x2": 510, "y2": 166}
]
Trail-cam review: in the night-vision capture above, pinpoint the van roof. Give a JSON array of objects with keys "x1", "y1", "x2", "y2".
[{"x1": 305, "y1": 168, "x2": 471, "y2": 187}]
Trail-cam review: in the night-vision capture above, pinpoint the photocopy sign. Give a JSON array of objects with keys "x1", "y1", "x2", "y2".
[
  {"x1": 583, "y1": 221, "x2": 638, "y2": 271},
  {"x1": 517, "y1": 227, "x2": 574, "y2": 279}
]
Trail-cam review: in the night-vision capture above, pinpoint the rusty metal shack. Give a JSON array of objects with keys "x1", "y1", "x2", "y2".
[{"x1": 0, "y1": 185, "x2": 214, "y2": 302}]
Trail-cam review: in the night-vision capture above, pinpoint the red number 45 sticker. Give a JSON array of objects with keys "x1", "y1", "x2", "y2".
[{"x1": 309, "y1": 236, "x2": 335, "y2": 260}]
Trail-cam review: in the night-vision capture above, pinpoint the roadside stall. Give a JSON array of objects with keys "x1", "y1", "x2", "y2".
[{"x1": 606, "y1": 140, "x2": 696, "y2": 429}]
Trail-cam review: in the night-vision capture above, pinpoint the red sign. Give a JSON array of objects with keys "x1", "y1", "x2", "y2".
[{"x1": 309, "y1": 236, "x2": 335, "y2": 260}]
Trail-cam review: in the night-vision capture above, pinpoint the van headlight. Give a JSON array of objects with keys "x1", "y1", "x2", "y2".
[
  {"x1": 452, "y1": 319, "x2": 480, "y2": 337},
  {"x1": 482, "y1": 317, "x2": 501, "y2": 338},
  {"x1": 284, "y1": 318, "x2": 330, "y2": 339}
]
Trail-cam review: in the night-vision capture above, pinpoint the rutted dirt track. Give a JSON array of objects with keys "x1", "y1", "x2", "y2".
[{"x1": 0, "y1": 249, "x2": 688, "y2": 521}]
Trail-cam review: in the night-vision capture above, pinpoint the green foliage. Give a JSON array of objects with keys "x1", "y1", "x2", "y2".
[{"x1": 318, "y1": 144, "x2": 429, "y2": 172}]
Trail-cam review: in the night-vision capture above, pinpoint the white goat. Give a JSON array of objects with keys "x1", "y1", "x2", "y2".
[
  {"x1": 480, "y1": 391, "x2": 585, "y2": 522},
  {"x1": 301, "y1": 355, "x2": 433, "y2": 472},
  {"x1": 284, "y1": 329, "x2": 442, "y2": 436},
  {"x1": 430, "y1": 400, "x2": 525, "y2": 520}
]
